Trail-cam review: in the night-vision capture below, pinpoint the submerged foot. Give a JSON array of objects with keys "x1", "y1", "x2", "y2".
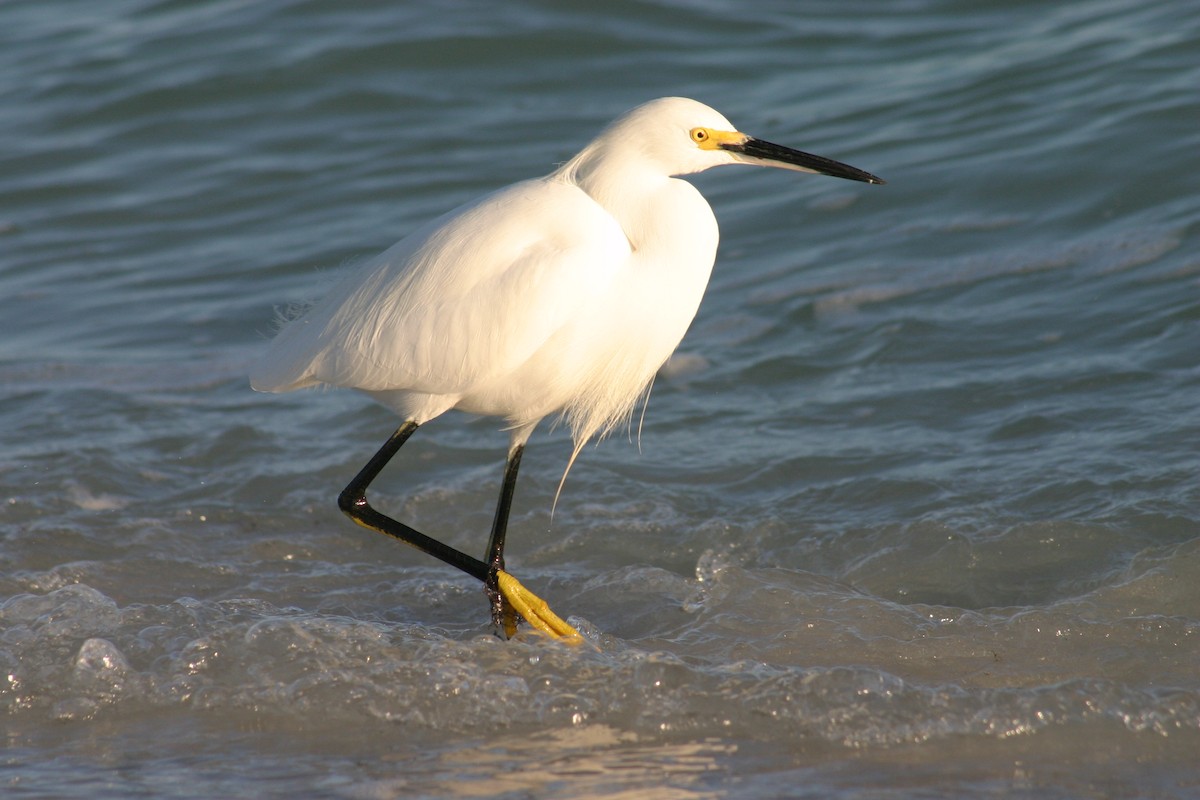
[{"x1": 494, "y1": 570, "x2": 582, "y2": 643}]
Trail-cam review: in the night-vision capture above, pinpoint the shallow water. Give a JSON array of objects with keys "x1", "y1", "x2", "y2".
[{"x1": 2, "y1": 0, "x2": 1199, "y2": 798}]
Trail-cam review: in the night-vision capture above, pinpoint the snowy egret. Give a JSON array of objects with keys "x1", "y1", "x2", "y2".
[{"x1": 251, "y1": 97, "x2": 882, "y2": 641}]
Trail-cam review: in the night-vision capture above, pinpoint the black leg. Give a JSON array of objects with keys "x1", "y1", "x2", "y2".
[
  {"x1": 483, "y1": 443, "x2": 524, "y2": 631},
  {"x1": 338, "y1": 421, "x2": 489, "y2": 583}
]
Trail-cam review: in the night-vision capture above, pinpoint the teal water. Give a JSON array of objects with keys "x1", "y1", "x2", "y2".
[{"x1": 2, "y1": 1, "x2": 1199, "y2": 798}]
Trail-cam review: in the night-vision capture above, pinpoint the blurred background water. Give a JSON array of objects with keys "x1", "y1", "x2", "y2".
[{"x1": 2, "y1": 0, "x2": 1198, "y2": 797}]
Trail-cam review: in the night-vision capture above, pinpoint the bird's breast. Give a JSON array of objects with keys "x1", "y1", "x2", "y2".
[{"x1": 462, "y1": 178, "x2": 721, "y2": 438}]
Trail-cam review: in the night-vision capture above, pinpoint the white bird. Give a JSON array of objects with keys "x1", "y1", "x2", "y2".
[{"x1": 251, "y1": 97, "x2": 882, "y2": 641}]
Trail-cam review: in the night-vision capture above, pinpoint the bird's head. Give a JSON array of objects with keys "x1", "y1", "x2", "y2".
[{"x1": 588, "y1": 96, "x2": 884, "y2": 184}]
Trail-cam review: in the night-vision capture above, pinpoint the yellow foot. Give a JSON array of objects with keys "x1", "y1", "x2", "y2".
[{"x1": 495, "y1": 570, "x2": 582, "y2": 644}]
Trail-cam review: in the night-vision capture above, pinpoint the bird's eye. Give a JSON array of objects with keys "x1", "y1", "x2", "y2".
[{"x1": 690, "y1": 128, "x2": 709, "y2": 143}]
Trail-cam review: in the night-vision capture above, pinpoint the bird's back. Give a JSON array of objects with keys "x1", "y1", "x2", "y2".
[{"x1": 250, "y1": 178, "x2": 631, "y2": 419}]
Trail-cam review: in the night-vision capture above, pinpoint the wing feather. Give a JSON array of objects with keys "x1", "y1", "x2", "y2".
[{"x1": 250, "y1": 178, "x2": 630, "y2": 399}]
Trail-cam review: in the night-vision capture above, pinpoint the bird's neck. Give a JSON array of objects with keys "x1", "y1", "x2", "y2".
[{"x1": 556, "y1": 155, "x2": 674, "y2": 249}]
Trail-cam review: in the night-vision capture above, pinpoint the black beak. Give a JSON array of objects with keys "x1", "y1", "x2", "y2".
[{"x1": 722, "y1": 137, "x2": 885, "y2": 185}]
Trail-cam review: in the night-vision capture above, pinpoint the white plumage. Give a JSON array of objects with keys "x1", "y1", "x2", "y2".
[
  {"x1": 251, "y1": 97, "x2": 882, "y2": 638},
  {"x1": 253, "y1": 99, "x2": 734, "y2": 457}
]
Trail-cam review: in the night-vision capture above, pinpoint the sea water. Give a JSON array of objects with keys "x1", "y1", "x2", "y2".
[{"x1": 2, "y1": 1, "x2": 1198, "y2": 797}]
